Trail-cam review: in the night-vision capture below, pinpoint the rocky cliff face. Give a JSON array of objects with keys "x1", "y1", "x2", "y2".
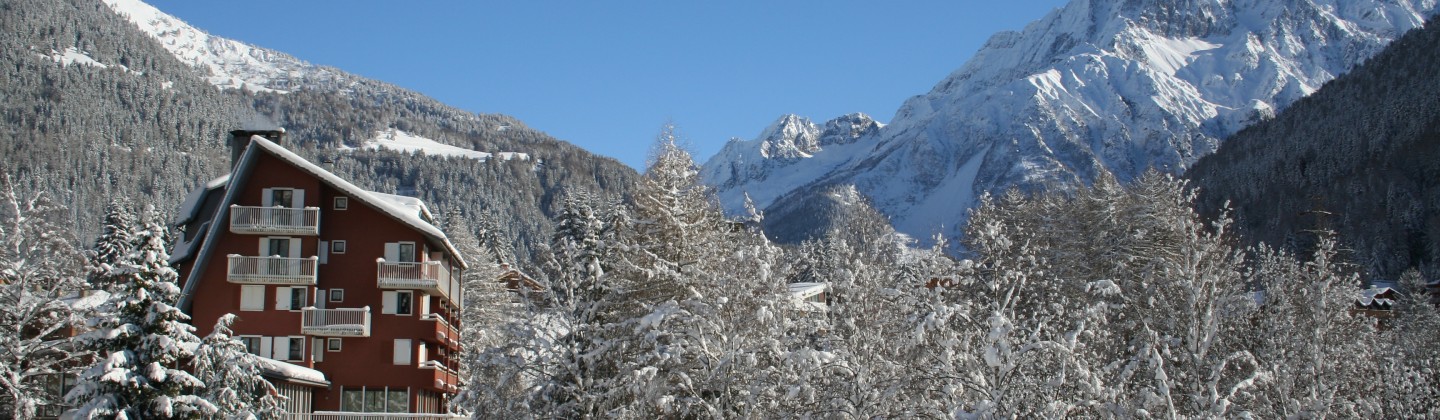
[{"x1": 704, "y1": 0, "x2": 1435, "y2": 244}]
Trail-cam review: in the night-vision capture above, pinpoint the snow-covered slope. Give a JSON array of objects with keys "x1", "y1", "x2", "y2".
[
  {"x1": 344, "y1": 128, "x2": 530, "y2": 162},
  {"x1": 102, "y1": 0, "x2": 354, "y2": 93},
  {"x1": 700, "y1": 113, "x2": 881, "y2": 214},
  {"x1": 704, "y1": 0, "x2": 1436, "y2": 244}
]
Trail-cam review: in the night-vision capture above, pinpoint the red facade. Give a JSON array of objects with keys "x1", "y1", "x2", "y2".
[{"x1": 176, "y1": 136, "x2": 464, "y2": 414}]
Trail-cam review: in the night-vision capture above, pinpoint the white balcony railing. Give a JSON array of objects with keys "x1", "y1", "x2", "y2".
[
  {"x1": 377, "y1": 260, "x2": 455, "y2": 302},
  {"x1": 227, "y1": 255, "x2": 318, "y2": 285},
  {"x1": 230, "y1": 205, "x2": 320, "y2": 235},
  {"x1": 301, "y1": 307, "x2": 371, "y2": 337}
]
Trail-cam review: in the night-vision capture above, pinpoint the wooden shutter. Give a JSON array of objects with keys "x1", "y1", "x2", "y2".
[
  {"x1": 382, "y1": 291, "x2": 397, "y2": 314},
  {"x1": 313, "y1": 338, "x2": 324, "y2": 362},
  {"x1": 384, "y1": 243, "x2": 400, "y2": 262},
  {"x1": 293, "y1": 189, "x2": 305, "y2": 208},
  {"x1": 273, "y1": 337, "x2": 290, "y2": 360},
  {"x1": 318, "y1": 241, "x2": 329, "y2": 264},
  {"x1": 262, "y1": 188, "x2": 274, "y2": 207},
  {"x1": 260, "y1": 337, "x2": 274, "y2": 359},
  {"x1": 393, "y1": 339, "x2": 411, "y2": 365},
  {"x1": 240, "y1": 285, "x2": 264, "y2": 311},
  {"x1": 275, "y1": 286, "x2": 289, "y2": 310}
]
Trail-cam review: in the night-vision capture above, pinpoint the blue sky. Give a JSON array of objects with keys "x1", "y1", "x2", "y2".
[{"x1": 145, "y1": 0, "x2": 1068, "y2": 169}]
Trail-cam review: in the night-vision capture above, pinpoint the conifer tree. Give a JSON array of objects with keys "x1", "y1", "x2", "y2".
[
  {"x1": 88, "y1": 198, "x2": 136, "y2": 291},
  {"x1": 192, "y1": 314, "x2": 285, "y2": 419},
  {"x1": 0, "y1": 177, "x2": 89, "y2": 419},
  {"x1": 67, "y1": 205, "x2": 215, "y2": 419}
]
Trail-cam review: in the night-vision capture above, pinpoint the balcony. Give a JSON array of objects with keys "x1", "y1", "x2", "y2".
[
  {"x1": 227, "y1": 255, "x2": 318, "y2": 285},
  {"x1": 376, "y1": 260, "x2": 456, "y2": 302},
  {"x1": 421, "y1": 313, "x2": 461, "y2": 351},
  {"x1": 230, "y1": 205, "x2": 320, "y2": 235},
  {"x1": 420, "y1": 360, "x2": 460, "y2": 393},
  {"x1": 301, "y1": 307, "x2": 371, "y2": 337}
]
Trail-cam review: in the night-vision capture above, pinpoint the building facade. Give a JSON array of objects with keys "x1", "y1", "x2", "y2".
[{"x1": 172, "y1": 130, "x2": 465, "y2": 415}]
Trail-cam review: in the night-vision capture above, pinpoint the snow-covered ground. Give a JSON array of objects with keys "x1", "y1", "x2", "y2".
[{"x1": 343, "y1": 128, "x2": 530, "y2": 162}]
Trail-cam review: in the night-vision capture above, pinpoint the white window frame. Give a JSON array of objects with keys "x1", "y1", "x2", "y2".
[
  {"x1": 328, "y1": 338, "x2": 343, "y2": 352},
  {"x1": 239, "y1": 335, "x2": 262, "y2": 355},
  {"x1": 329, "y1": 288, "x2": 345, "y2": 302},
  {"x1": 240, "y1": 285, "x2": 265, "y2": 311},
  {"x1": 332, "y1": 240, "x2": 347, "y2": 254},
  {"x1": 276, "y1": 286, "x2": 307, "y2": 311},
  {"x1": 287, "y1": 336, "x2": 305, "y2": 361},
  {"x1": 334, "y1": 196, "x2": 348, "y2": 210},
  {"x1": 382, "y1": 291, "x2": 414, "y2": 316}
]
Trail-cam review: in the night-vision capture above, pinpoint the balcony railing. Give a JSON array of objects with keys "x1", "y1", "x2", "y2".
[
  {"x1": 421, "y1": 360, "x2": 460, "y2": 392},
  {"x1": 230, "y1": 205, "x2": 320, "y2": 235},
  {"x1": 227, "y1": 255, "x2": 318, "y2": 285},
  {"x1": 421, "y1": 313, "x2": 461, "y2": 351},
  {"x1": 376, "y1": 260, "x2": 455, "y2": 302},
  {"x1": 301, "y1": 307, "x2": 371, "y2": 337}
]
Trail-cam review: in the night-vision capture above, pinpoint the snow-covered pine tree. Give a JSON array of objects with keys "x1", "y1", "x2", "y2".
[
  {"x1": 608, "y1": 125, "x2": 759, "y2": 418},
  {"x1": 0, "y1": 176, "x2": 90, "y2": 419},
  {"x1": 1247, "y1": 234, "x2": 1384, "y2": 418},
  {"x1": 1378, "y1": 269, "x2": 1440, "y2": 417},
  {"x1": 447, "y1": 210, "x2": 532, "y2": 417},
  {"x1": 67, "y1": 205, "x2": 215, "y2": 419},
  {"x1": 88, "y1": 198, "x2": 136, "y2": 291},
  {"x1": 535, "y1": 189, "x2": 626, "y2": 417},
  {"x1": 192, "y1": 314, "x2": 285, "y2": 419}
]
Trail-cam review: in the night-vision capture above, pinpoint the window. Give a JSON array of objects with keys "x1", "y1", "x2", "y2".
[
  {"x1": 240, "y1": 285, "x2": 265, "y2": 311},
  {"x1": 394, "y1": 339, "x2": 412, "y2": 365},
  {"x1": 329, "y1": 289, "x2": 344, "y2": 302},
  {"x1": 341, "y1": 387, "x2": 408, "y2": 413},
  {"x1": 334, "y1": 196, "x2": 348, "y2": 210},
  {"x1": 277, "y1": 286, "x2": 307, "y2": 311},
  {"x1": 239, "y1": 336, "x2": 261, "y2": 355},
  {"x1": 382, "y1": 291, "x2": 413, "y2": 315},
  {"x1": 327, "y1": 338, "x2": 342, "y2": 352},
  {"x1": 332, "y1": 240, "x2": 347, "y2": 254},
  {"x1": 384, "y1": 241, "x2": 417, "y2": 262},
  {"x1": 270, "y1": 189, "x2": 295, "y2": 208},
  {"x1": 289, "y1": 337, "x2": 304, "y2": 361}
]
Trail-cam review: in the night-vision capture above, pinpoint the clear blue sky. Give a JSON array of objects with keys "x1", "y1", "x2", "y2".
[{"x1": 145, "y1": 0, "x2": 1068, "y2": 169}]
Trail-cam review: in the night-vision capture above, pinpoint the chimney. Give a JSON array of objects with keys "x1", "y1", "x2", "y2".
[{"x1": 229, "y1": 127, "x2": 285, "y2": 169}]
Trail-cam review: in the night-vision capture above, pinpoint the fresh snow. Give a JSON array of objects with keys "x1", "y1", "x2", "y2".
[
  {"x1": 253, "y1": 356, "x2": 327, "y2": 385},
  {"x1": 345, "y1": 128, "x2": 531, "y2": 162}
]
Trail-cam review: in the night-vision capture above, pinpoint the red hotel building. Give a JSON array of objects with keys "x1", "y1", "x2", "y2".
[{"x1": 172, "y1": 129, "x2": 466, "y2": 415}]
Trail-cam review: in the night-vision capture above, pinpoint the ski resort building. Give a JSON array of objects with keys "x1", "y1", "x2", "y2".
[{"x1": 171, "y1": 129, "x2": 466, "y2": 416}]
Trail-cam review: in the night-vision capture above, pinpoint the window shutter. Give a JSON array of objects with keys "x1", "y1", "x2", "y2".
[
  {"x1": 382, "y1": 291, "x2": 397, "y2": 314},
  {"x1": 293, "y1": 189, "x2": 305, "y2": 208},
  {"x1": 241, "y1": 285, "x2": 264, "y2": 311},
  {"x1": 260, "y1": 337, "x2": 274, "y2": 358},
  {"x1": 273, "y1": 337, "x2": 290, "y2": 360},
  {"x1": 319, "y1": 241, "x2": 329, "y2": 264},
  {"x1": 384, "y1": 243, "x2": 400, "y2": 262},
  {"x1": 262, "y1": 188, "x2": 274, "y2": 207},
  {"x1": 276, "y1": 287, "x2": 290, "y2": 311},
  {"x1": 418, "y1": 343, "x2": 428, "y2": 364},
  {"x1": 393, "y1": 339, "x2": 412, "y2": 365},
  {"x1": 260, "y1": 237, "x2": 270, "y2": 255},
  {"x1": 419, "y1": 295, "x2": 431, "y2": 316},
  {"x1": 315, "y1": 290, "x2": 326, "y2": 309},
  {"x1": 313, "y1": 338, "x2": 324, "y2": 362},
  {"x1": 287, "y1": 239, "x2": 301, "y2": 258}
]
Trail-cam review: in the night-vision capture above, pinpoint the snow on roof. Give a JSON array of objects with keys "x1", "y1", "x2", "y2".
[
  {"x1": 168, "y1": 220, "x2": 209, "y2": 265},
  {"x1": 247, "y1": 137, "x2": 464, "y2": 268},
  {"x1": 174, "y1": 175, "x2": 229, "y2": 225},
  {"x1": 254, "y1": 356, "x2": 328, "y2": 386},
  {"x1": 64, "y1": 290, "x2": 111, "y2": 311},
  {"x1": 368, "y1": 191, "x2": 434, "y2": 221},
  {"x1": 178, "y1": 136, "x2": 467, "y2": 312},
  {"x1": 1357, "y1": 286, "x2": 1395, "y2": 307},
  {"x1": 788, "y1": 282, "x2": 826, "y2": 299}
]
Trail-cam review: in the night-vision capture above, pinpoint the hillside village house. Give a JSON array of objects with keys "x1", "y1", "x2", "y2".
[{"x1": 170, "y1": 129, "x2": 466, "y2": 416}]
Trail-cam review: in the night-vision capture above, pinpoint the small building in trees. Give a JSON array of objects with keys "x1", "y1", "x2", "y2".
[{"x1": 170, "y1": 129, "x2": 467, "y2": 416}]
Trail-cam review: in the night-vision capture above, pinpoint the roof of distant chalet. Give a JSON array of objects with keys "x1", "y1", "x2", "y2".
[{"x1": 176, "y1": 136, "x2": 466, "y2": 311}]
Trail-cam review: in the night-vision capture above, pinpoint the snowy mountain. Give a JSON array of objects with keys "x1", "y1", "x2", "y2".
[
  {"x1": 703, "y1": 0, "x2": 1436, "y2": 244},
  {"x1": 101, "y1": 0, "x2": 353, "y2": 93}
]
